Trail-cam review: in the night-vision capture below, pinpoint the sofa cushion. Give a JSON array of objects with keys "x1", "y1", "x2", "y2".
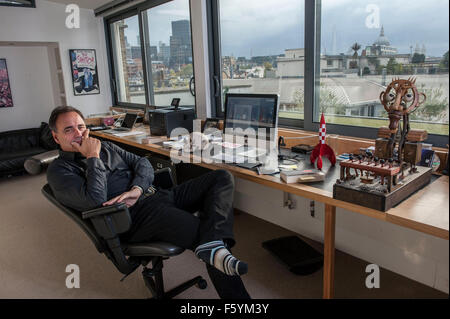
[
  {"x1": 0, "y1": 128, "x2": 41, "y2": 153},
  {"x1": 0, "y1": 147, "x2": 47, "y2": 162}
]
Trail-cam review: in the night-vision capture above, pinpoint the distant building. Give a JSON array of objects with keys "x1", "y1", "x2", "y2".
[
  {"x1": 276, "y1": 49, "x2": 305, "y2": 77},
  {"x1": 131, "y1": 46, "x2": 141, "y2": 59},
  {"x1": 149, "y1": 46, "x2": 158, "y2": 59},
  {"x1": 364, "y1": 26, "x2": 398, "y2": 56},
  {"x1": 274, "y1": 25, "x2": 441, "y2": 79},
  {"x1": 169, "y1": 20, "x2": 192, "y2": 67},
  {"x1": 222, "y1": 56, "x2": 236, "y2": 79},
  {"x1": 158, "y1": 42, "x2": 170, "y2": 64}
]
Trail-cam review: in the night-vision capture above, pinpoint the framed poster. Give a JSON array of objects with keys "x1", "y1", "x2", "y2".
[
  {"x1": 69, "y1": 49, "x2": 100, "y2": 96},
  {"x1": 0, "y1": 58, "x2": 13, "y2": 108}
]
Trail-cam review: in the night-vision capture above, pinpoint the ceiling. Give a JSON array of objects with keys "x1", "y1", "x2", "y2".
[{"x1": 46, "y1": 0, "x2": 113, "y2": 10}]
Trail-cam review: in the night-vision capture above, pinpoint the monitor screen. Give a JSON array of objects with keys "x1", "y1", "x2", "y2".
[
  {"x1": 122, "y1": 113, "x2": 138, "y2": 128},
  {"x1": 223, "y1": 93, "x2": 279, "y2": 141}
]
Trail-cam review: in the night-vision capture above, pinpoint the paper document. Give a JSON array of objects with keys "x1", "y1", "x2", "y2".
[
  {"x1": 211, "y1": 152, "x2": 245, "y2": 163},
  {"x1": 237, "y1": 148, "x2": 267, "y2": 158},
  {"x1": 213, "y1": 141, "x2": 243, "y2": 149},
  {"x1": 112, "y1": 131, "x2": 146, "y2": 137}
]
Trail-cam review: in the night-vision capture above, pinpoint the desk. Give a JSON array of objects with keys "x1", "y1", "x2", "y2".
[{"x1": 91, "y1": 126, "x2": 449, "y2": 298}]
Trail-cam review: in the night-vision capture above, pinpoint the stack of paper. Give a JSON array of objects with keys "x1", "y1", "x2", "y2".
[
  {"x1": 112, "y1": 131, "x2": 146, "y2": 137},
  {"x1": 280, "y1": 169, "x2": 325, "y2": 183}
]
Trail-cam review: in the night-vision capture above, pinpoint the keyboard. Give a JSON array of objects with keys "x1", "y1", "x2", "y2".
[{"x1": 87, "y1": 125, "x2": 109, "y2": 131}]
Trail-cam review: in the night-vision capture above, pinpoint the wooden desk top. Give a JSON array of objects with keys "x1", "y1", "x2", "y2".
[{"x1": 91, "y1": 127, "x2": 449, "y2": 240}]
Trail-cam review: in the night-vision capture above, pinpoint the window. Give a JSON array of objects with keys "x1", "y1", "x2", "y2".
[
  {"x1": 107, "y1": 0, "x2": 195, "y2": 109},
  {"x1": 211, "y1": 0, "x2": 305, "y2": 125},
  {"x1": 141, "y1": 0, "x2": 195, "y2": 107},
  {"x1": 318, "y1": 0, "x2": 449, "y2": 136},
  {"x1": 110, "y1": 14, "x2": 144, "y2": 105}
]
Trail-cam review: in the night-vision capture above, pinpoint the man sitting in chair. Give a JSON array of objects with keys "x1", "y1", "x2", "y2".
[{"x1": 46, "y1": 106, "x2": 250, "y2": 299}]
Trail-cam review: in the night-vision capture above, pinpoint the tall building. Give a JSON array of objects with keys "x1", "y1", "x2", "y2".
[
  {"x1": 149, "y1": 45, "x2": 158, "y2": 59},
  {"x1": 159, "y1": 41, "x2": 170, "y2": 64},
  {"x1": 172, "y1": 20, "x2": 191, "y2": 47},
  {"x1": 169, "y1": 19, "x2": 192, "y2": 67},
  {"x1": 130, "y1": 46, "x2": 141, "y2": 59}
]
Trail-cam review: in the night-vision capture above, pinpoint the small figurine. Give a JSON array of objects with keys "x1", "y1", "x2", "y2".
[{"x1": 310, "y1": 113, "x2": 336, "y2": 170}]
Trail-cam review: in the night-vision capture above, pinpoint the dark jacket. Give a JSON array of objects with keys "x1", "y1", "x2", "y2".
[{"x1": 47, "y1": 141, "x2": 154, "y2": 212}]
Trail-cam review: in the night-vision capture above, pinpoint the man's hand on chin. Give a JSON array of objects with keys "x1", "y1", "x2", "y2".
[{"x1": 71, "y1": 129, "x2": 101, "y2": 158}]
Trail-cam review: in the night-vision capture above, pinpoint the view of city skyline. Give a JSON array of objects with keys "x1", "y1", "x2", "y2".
[
  {"x1": 110, "y1": 0, "x2": 448, "y2": 134},
  {"x1": 220, "y1": 0, "x2": 448, "y2": 58},
  {"x1": 122, "y1": 0, "x2": 448, "y2": 59}
]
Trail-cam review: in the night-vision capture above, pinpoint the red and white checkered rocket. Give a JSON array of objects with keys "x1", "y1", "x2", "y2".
[{"x1": 310, "y1": 113, "x2": 336, "y2": 170}]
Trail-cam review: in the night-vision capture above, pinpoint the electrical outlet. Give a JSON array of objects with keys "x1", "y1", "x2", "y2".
[{"x1": 283, "y1": 192, "x2": 296, "y2": 210}]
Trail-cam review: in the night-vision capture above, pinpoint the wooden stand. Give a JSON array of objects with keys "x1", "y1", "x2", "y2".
[{"x1": 333, "y1": 166, "x2": 432, "y2": 212}]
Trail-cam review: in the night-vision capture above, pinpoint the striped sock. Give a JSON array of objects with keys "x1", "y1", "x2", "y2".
[{"x1": 195, "y1": 240, "x2": 248, "y2": 276}]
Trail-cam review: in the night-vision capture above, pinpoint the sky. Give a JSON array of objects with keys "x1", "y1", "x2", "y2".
[
  {"x1": 120, "y1": 0, "x2": 449, "y2": 59},
  {"x1": 121, "y1": 0, "x2": 190, "y2": 47},
  {"x1": 320, "y1": 0, "x2": 449, "y2": 57}
]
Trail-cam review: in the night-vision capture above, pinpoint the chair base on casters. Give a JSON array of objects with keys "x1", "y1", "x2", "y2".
[{"x1": 142, "y1": 256, "x2": 208, "y2": 299}]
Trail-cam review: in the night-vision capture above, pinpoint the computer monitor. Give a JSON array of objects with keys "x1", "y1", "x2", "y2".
[{"x1": 223, "y1": 93, "x2": 279, "y2": 143}]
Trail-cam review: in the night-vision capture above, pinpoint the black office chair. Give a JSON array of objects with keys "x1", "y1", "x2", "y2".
[{"x1": 41, "y1": 167, "x2": 207, "y2": 299}]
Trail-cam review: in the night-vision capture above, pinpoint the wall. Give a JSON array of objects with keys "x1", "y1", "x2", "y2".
[
  {"x1": 0, "y1": 0, "x2": 112, "y2": 131},
  {"x1": 0, "y1": 46, "x2": 56, "y2": 131}
]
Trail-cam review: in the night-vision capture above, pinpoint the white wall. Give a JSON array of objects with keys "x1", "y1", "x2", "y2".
[
  {"x1": 0, "y1": 0, "x2": 112, "y2": 131},
  {"x1": 0, "y1": 46, "x2": 56, "y2": 131}
]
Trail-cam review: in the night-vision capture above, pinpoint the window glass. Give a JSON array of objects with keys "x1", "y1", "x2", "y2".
[
  {"x1": 319, "y1": 0, "x2": 449, "y2": 135},
  {"x1": 218, "y1": 0, "x2": 305, "y2": 120},
  {"x1": 142, "y1": 0, "x2": 195, "y2": 107},
  {"x1": 110, "y1": 15, "x2": 145, "y2": 104}
]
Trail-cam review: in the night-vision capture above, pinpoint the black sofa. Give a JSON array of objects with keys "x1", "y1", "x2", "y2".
[{"x1": 0, "y1": 122, "x2": 58, "y2": 177}]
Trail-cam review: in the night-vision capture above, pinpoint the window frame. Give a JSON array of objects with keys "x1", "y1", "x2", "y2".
[
  {"x1": 104, "y1": 0, "x2": 197, "y2": 112},
  {"x1": 207, "y1": 0, "x2": 449, "y2": 147},
  {"x1": 208, "y1": 0, "x2": 305, "y2": 128}
]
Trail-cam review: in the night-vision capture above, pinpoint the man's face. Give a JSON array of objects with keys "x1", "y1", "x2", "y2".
[{"x1": 52, "y1": 111, "x2": 87, "y2": 152}]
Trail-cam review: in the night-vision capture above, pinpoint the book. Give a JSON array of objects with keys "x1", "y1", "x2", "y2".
[{"x1": 280, "y1": 169, "x2": 325, "y2": 183}]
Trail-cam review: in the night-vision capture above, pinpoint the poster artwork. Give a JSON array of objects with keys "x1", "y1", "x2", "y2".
[
  {"x1": 69, "y1": 49, "x2": 100, "y2": 95},
  {"x1": 0, "y1": 59, "x2": 13, "y2": 107}
]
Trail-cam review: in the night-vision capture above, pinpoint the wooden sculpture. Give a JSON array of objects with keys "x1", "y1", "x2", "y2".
[
  {"x1": 377, "y1": 77, "x2": 426, "y2": 169},
  {"x1": 333, "y1": 78, "x2": 432, "y2": 211}
]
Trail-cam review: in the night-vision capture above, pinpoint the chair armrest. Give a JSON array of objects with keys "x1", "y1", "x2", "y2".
[
  {"x1": 81, "y1": 203, "x2": 138, "y2": 275},
  {"x1": 82, "y1": 203, "x2": 131, "y2": 238},
  {"x1": 82, "y1": 203, "x2": 128, "y2": 219},
  {"x1": 153, "y1": 167, "x2": 176, "y2": 189}
]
